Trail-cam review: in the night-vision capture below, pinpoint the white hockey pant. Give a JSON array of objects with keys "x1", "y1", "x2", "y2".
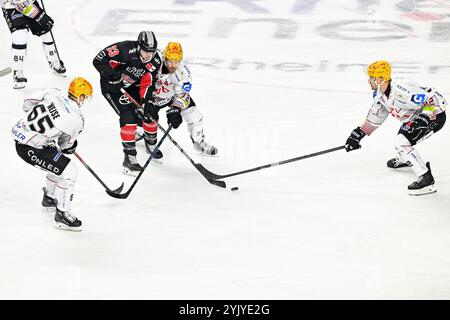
[
  {"x1": 45, "y1": 161, "x2": 78, "y2": 212},
  {"x1": 394, "y1": 134, "x2": 428, "y2": 177},
  {"x1": 181, "y1": 106, "x2": 204, "y2": 143},
  {"x1": 11, "y1": 29, "x2": 28, "y2": 71}
]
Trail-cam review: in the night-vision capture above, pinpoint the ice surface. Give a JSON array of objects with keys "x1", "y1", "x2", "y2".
[{"x1": 1, "y1": 0, "x2": 450, "y2": 299}]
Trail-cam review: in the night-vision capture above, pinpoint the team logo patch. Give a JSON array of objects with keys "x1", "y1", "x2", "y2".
[
  {"x1": 411, "y1": 94, "x2": 426, "y2": 104},
  {"x1": 182, "y1": 82, "x2": 192, "y2": 92},
  {"x1": 53, "y1": 151, "x2": 63, "y2": 162}
]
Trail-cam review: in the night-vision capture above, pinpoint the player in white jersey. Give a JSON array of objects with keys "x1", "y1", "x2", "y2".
[
  {"x1": 12, "y1": 77, "x2": 93, "y2": 231},
  {"x1": 1, "y1": 0, "x2": 66, "y2": 89},
  {"x1": 345, "y1": 61, "x2": 447, "y2": 195},
  {"x1": 144, "y1": 42, "x2": 218, "y2": 156}
]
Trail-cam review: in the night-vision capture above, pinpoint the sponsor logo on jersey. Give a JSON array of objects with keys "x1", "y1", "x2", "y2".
[
  {"x1": 11, "y1": 123, "x2": 26, "y2": 141},
  {"x1": 396, "y1": 84, "x2": 408, "y2": 92},
  {"x1": 119, "y1": 95, "x2": 132, "y2": 105},
  {"x1": 129, "y1": 48, "x2": 137, "y2": 54},
  {"x1": 125, "y1": 66, "x2": 146, "y2": 78}
]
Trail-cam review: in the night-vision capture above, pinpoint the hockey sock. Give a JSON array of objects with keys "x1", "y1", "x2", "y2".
[
  {"x1": 11, "y1": 29, "x2": 28, "y2": 71},
  {"x1": 40, "y1": 32, "x2": 57, "y2": 64},
  {"x1": 143, "y1": 121, "x2": 158, "y2": 145},
  {"x1": 45, "y1": 174, "x2": 60, "y2": 198},
  {"x1": 395, "y1": 134, "x2": 427, "y2": 177},
  {"x1": 121, "y1": 124, "x2": 137, "y2": 156},
  {"x1": 54, "y1": 162, "x2": 77, "y2": 212},
  {"x1": 182, "y1": 106, "x2": 204, "y2": 143}
]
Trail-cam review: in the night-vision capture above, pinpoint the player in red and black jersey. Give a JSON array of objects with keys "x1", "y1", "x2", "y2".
[{"x1": 93, "y1": 31, "x2": 183, "y2": 175}]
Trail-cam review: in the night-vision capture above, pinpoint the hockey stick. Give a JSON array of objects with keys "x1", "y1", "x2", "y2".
[
  {"x1": 39, "y1": 0, "x2": 63, "y2": 68},
  {"x1": 194, "y1": 145, "x2": 346, "y2": 180},
  {"x1": 106, "y1": 125, "x2": 173, "y2": 199},
  {"x1": 74, "y1": 152, "x2": 124, "y2": 193},
  {"x1": 0, "y1": 67, "x2": 12, "y2": 77},
  {"x1": 120, "y1": 88, "x2": 227, "y2": 188}
]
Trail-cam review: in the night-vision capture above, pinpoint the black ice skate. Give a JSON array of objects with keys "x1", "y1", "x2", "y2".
[
  {"x1": 123, "y1": 154, "x2": 143, "y2": 176},
  {"x1": 193, "y1": 140, "x2": 218, "y2": 156},
  {"x1": 13, "y1": 70, "x2": 27, "y2": 89},
  {"x1": 49, "y1": 60, "x2": 66, "y2": 77},
  {"x1": 54, "y1": 209, "x2": 82, "y2": 231},
  {"x1": 408, "y1": 162, "x2": 436, "y2": 196},
  {"x1": 145, "y1": 141, "x2": 163, "y2": 160},
  {"x1": 387, "y1": 158, "x2": 410, "y2": 169},
  {"x1": 42, "y1": 187, "x2": 57, "y2": 212}
]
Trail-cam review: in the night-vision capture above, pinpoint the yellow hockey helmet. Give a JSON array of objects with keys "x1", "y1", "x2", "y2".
[
  {"x1": 68, "y1": 77, "x2": 93, "y2": 102},
  {"x1": 164, "y1": 42, "x2": 183, "y2": 62},
  {"x1": 367, "y1": 61, "x2": 391, "y2": 81}
]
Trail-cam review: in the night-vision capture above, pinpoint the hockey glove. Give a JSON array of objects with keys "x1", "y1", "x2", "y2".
[
  {"x1": 166, "y1": 107, "x2": 182, "y2": 129},
  {"x1": 143, "y1": 100, "x2": 159, "y2": 122},
  {"x1": 61, "y1": 140, "x2": 78, "y2": 155},
  {"x1": 35, "y1": 11, "x2": 54, "y2": 30},
  {"x1": 345, "y1": 127, "x2": 365, "y2": 152}
]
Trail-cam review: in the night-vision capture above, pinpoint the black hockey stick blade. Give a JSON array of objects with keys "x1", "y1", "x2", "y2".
[
  {"x1": 208, "y1": 179, "x2": 226, "y2": 188},
  {"x1": 105, "y1": 187, "x2": 129, "y2": 199},
  {"x1": 0, "y1": 67, "x2": 12, "y2": 77}
]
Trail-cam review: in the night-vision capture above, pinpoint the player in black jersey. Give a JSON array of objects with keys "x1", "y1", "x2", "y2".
[{"x1": 93, "y1": 31, "x2": 183, "y2": 175}]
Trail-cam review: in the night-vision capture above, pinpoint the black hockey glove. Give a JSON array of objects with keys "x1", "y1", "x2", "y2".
[
  {"x1": 166, "y1": 107, "x2": 182, "y2": 129},
  {"x1": 35, "y1": 11, "x2": 54, "y2": 30},
  {"x1": 345, "y1": 127, "x2": 365, "y2": 152},
  {"x1": 61, "y1": 140, "x2": 78, "y2": 155},
  {"x1": 143, "y1": 100, "x2": 159, "y2": 122}
]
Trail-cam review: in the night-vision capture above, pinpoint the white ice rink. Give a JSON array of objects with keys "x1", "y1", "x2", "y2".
[{"x1": 1, "y1": 0, "x2": 450, "y2": 299}]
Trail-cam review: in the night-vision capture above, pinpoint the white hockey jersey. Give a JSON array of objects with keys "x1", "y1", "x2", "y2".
[
  {"x1": 153, "y1": 60, "x2": 192, "y2": 108},
  {"x1": 12, "y1": 88, "x2": 84, "y2": 150},
  {"x1": 361, "y1": 78, "x2": 447, "y2": 134}
]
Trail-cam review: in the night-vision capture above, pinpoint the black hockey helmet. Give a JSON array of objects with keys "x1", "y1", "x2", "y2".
[{"x1": 137, "y1": 31, "x2": 157, "y2": 52}]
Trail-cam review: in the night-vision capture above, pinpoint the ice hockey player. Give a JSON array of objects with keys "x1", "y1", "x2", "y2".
[
  {"x1": 148, "y1": 42, "x2": 218, "y2": 156},
  {"x1": 93, "y1": 31, "x2": 183, "y2": 175},
  {"x1": 345, "y1": 61, "x2": 447, "y2": 195},
  {"x1": 12, "y1": 77, "x2": 93, "y2": 231},
  {"x1": 1, "y1": 0, "x2": 66, "y2": 89}
]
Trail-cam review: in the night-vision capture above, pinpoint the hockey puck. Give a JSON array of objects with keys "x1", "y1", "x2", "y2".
[{"x1": 231, "y1": 187, "x2": 239, "y2": 191}]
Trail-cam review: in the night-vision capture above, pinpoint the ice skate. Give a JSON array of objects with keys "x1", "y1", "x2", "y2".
[
  {"x1": 387, "y1": 158, "x2": 410, "y2": 169},
  {"x1": 408, "y1": 162, "x2": 436, "y2": 196},
  {"x1": 194, "y1": 140, "x2": 218, "y2": 156},
  {"x1": 54, "y1": 209, "x2": 82, "y2": 231},
  {"x1": 123, "y1": 154, "x2": 143, "y2": 176},
  {"x1": 41, "y1": 187, "x2": 57, "y2": 213},
  {"x1": 145, "y1": 141, "x2": 163, "y2": 161},
  {"x1": 49, "y1": 59, "x2": 66, "y2": 77},
  {"x1": 13, "y1": 70, "x2": 27, "y2": 89}
]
